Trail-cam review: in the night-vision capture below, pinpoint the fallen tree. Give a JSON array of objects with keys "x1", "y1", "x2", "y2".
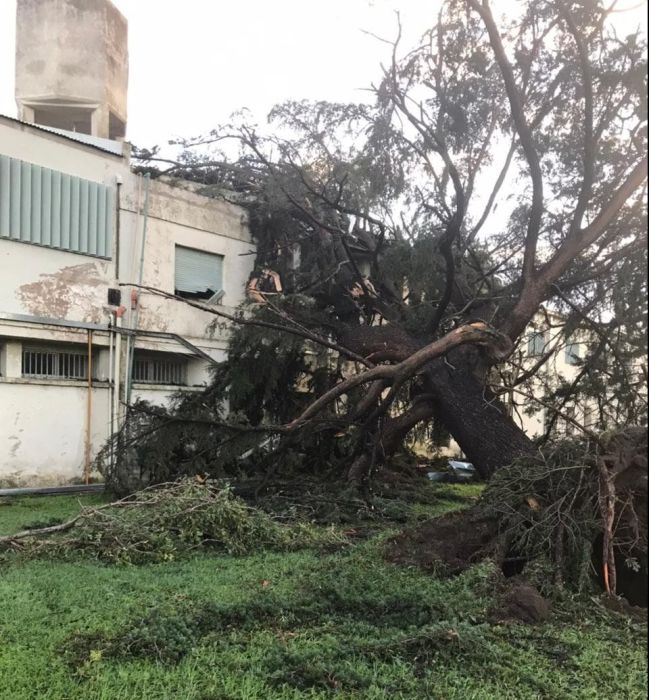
[
  {"x1": 125, "y1": 0, "x2": 646, "y2": 484},
  {"x1": 0, "y1": 478, "x2": 345, "y2": 564},
  {"x1": 98, "y1": 0, "x2": 646, "y2": 598}
]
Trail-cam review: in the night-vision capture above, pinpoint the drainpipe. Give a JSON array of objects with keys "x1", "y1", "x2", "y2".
[
  {"x1": 113, "y1": 307, "x2": 125, "y2": 436},
  {"x1": 114, "y1": 175, "x2": 123, "y2": 282},
  {"x1": 108, "y1": 173, "x2": 122, "y2": 466},
  {"x1": 84, "y1": 329, "x2": 93, "y2": 484},
  {"x1": 125, "y1": 173, "x2": 151, "y2": 408},
  {"x1": 123, "y1": 174, "x2": 141, "y2": 410},
  {"x1": 107, "y1": 312, "x2": 115, "y2": 470}
]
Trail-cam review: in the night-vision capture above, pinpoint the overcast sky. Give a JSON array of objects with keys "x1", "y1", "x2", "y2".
[{"x1": 0, "y1": 0, "x2": 646, "y2": 150}]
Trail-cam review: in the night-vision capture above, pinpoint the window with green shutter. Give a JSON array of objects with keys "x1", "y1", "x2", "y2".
[
  {"x1": 174, "y1": 245, "x2": 224, "y2": 303},
  {"x1": 0, "y1": 155, "x2": 114, "y2": 258}
]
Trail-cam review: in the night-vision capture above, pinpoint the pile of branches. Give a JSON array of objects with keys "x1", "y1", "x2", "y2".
[
  {"x1": 0, "y1": 478, "x2": 346, "y2": 565},
  {"x1": 481, "y1": 428, "x2": 647, "y2": 598}
]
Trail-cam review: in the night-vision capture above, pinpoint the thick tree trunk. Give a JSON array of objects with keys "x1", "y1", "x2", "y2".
[
  {"x1": 425, "y1": 356, "x2": 536, "y2": 479},
  {"x1": 339, "y1": 324, "x2": 535, "y2": 479}
]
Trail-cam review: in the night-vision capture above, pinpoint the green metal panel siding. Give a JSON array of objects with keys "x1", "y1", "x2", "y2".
[
  {"x1": 30, "y1": 164, "x2": 42, "y2": 244},
  {"x1": 51, "y1": 170, "x2": 62, "y2": 248},
  {"x1": 0, "y1": 154, "x2": 113, "y2": 258},
  {"x1": 20, "y1": 161, "x2": 31, "y2": 241},
  {"x1": 0, "y1": 157, "x2": 9, "y2": 235},
  {"x1": 10, "y1": 158, "x2": 21, "y2": 239},
  {"x1": 174, "y1": 245, "x2": 224, "y2": 295},
  {"x1": 60, "y1": 174, "x2": 71, "y2": 250},
  {"x1": 41, "y1": 167, "x2": 51, "y2": 246}
]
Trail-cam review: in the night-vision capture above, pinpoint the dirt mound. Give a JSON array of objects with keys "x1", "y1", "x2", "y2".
[
  {"x1": 488, "y1": 582, "x2": 551, "y2": 624},
  {"x1": 384, "y1": 507, "x2": 498, "y2": 574},
  {"x1": 598, "y1": 593, "x2": 647, "y2": 622}
]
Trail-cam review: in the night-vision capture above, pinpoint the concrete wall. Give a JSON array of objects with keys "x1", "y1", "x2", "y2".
[
  {"x1": 0, "y1": 115, "x2": 254, "y2": 352},
  {"x1": 117, "y1": 176, "x2": 253, "y2": 350},
  {"x1": 15, "y1": 0, "x2": 128, "y2": 137},
  {"x1": 0, "y1": 380, "x2": 109, "y2": 486}
]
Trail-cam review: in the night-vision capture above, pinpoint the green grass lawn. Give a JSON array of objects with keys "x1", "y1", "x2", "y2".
[
  {"x1": 0, "y1": 487, "x2": 646, "y2": 700},
  {"x1": 0, "y1": 494, "x2": 108, "y2": 536}
]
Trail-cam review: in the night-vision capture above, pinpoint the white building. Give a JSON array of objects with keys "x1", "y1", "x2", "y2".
[
  {"x1": 504, "y1": 310, "x2": 646, "y2": 440},
  {"x1": 0, "y1": 0, "x2": 255, "y2": 486}
]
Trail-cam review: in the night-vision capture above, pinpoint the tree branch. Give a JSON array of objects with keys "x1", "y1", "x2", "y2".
[
  {"x1": 289, "y1": 321, "x2": 512, "y2": 428},
  {"x1": 468, "y1": 0, "x2": 544, "y2": 284},
  {"x1": 121, "y1": 283, "x2": 372, "y2": 367}
]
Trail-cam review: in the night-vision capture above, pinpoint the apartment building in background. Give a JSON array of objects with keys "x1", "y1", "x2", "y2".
[{"x1": 504, "y1": 310, "x2": 646, "y2": 439}]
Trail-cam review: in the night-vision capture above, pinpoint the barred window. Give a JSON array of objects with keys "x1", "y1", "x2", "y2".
[
  {"x1": 133, "y1": 355, "x2": 186, "y2": 385},
  {"x1": 22, "y1": 346, "x2": 90, "y2": 380}
]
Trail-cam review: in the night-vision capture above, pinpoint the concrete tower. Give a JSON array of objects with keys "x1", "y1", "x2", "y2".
[{"x1": 15, "y1": 0, "x2": 128, "y2": 140}]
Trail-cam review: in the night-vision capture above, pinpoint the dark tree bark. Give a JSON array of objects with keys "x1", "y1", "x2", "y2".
[
  {"x1": 425, "y1": 356, "x2": 535, "y2": 479},
  {"x1": 338, "y1": 324, "x2": 536, "y2": 480}
]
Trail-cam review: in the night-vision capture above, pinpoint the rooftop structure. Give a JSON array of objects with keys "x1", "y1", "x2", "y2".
[{"x1": 15, "y1": 0, "x2": 128, "y2": 140}]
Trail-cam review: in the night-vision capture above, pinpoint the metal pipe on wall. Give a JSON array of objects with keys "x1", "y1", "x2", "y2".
[
  {"x1": 107, "y1": 313, "x2": 115, "y2": 471},
  {"x1": 84, "y1": 329, "x2": 93, "y2": 484},
  {"x1": 123, "y1": 174, "x2": 142, "y2": 413},
  {"x1": 113, "y1": 310, "x2": 124, "y2": 441},
  {"x1": 125, "y1": 172, "x2": 151, "y2": 407}
]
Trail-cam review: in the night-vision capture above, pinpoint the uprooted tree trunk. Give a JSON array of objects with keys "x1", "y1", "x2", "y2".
[
  {"x1": 123, "y1": 0, "x2": 647, "y2": 494},
  {"x1": 386, "y1": 428, "x2": 648, "y2": 605},
  {"x1": 336, "y1": 323, "x2": 536, "y2": 482},
  {"x1": 425, "y1": 356, "x2": 536, "y2": 479},
  {"x1": 110, "y1": 2, "x2": 647, "y2": 610}
]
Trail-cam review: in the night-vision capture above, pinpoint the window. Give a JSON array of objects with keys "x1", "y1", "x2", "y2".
[
  {"x1": 174, "y1": 245, "x2": 224, "y2": 302},
  {"x1": 132, "y1": 354, "x2": 186, "y2": 385},
  {"x1": 22, "y1": 346, "x2": 91, "y2": 380},
  {"x1": 565, "y1": 342, "x2": 581, "y2": 366},
  {"x1": 527, "y1": 331, "x2": 546, "y2": 356},
  {"x1": 0, "y1": 155, "x2": 114, "y2": 258},
  {"x1": 33, "y1": 105, "x2": 93, "y2": 135}
]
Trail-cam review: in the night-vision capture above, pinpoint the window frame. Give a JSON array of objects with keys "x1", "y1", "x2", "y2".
[
  {"x1": 21, "y1": 344, "x2": 94, "y2": 381},
  {"x1": 564, "y1": 342, "x2": 581, "y2": 366},
  {"x1": 527, "y1": 331, "x2": 546, "y2": 357},
  {"x1": 132, "y1": 352, "x2": 187, "y2": 386},
  {"x1": 174, "y1": 244, "x2": 224, "y2": 303}
]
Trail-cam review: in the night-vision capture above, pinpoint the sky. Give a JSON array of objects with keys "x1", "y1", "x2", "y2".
[{"x1": 0, "y1": 0, "x2": 646, "y2": 151}]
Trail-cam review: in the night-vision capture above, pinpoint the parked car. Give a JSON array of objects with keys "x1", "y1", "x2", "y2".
[{"x1": 427, "y1": 460, "x2": 476, "y2": 483}]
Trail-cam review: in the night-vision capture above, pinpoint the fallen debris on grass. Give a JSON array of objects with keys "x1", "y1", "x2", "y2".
[{"x1": 0, "y1": 478, "x2": 345, "y2": 564}]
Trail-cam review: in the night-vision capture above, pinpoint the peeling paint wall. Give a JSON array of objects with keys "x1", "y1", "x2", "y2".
[{"x1": 12, "y1": 257, "x2": 113, "y2": 323}]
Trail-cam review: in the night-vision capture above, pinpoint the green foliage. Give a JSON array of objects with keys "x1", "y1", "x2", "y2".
[
  {"x1": 4, "y1": 479, "x2": 345, "y2": 565},
  {"x1": 220, "y1": 299, "x2": 318, "y2": 426}
]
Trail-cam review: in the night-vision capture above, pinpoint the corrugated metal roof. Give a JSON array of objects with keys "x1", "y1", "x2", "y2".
[{"x1": 0, "y1": 113, "x2": 129, "y2": 158}]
